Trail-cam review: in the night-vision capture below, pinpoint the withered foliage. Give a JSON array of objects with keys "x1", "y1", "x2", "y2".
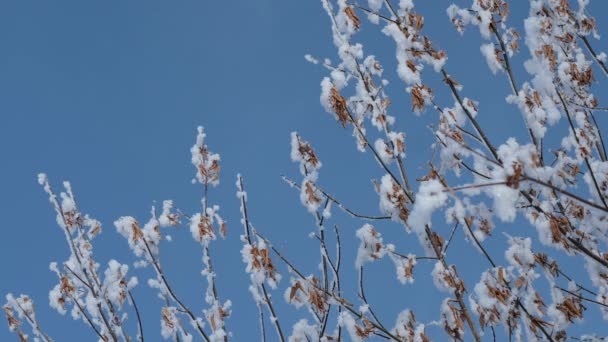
[
  {"x1": 505, "y1": 162, "x2": 523, "y2": 189},
  {"x1": 329, "y1": 87, "x2": 351, "y2": 127},
  {"x1": 249, "y1": 244, "x2": 279, "y2": 283},
  {"x1": 556, "y1": 297, "x2": 585, "y2": 323},
  {"x1": 3, "y1": 306, "x2": 19, "y2": 331},
  {"x1": 344, "y1": 6, "x2": 360, "y2": 30},
  {"x1": 410, "y1": 84, "x2": 432, "y2": 112}
]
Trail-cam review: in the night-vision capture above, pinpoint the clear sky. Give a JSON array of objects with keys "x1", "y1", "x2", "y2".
[{"x1": 1, "y1": 0, "x2": 607, "y2": 341}]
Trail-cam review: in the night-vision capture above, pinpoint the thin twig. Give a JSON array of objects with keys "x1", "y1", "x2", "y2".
[
  {"x1": 128, "y1": 291, "x2": 144, "y2": 342},
  {"x1": 237, "y1": 176, "x2": 286, "y2": 342},
  {"x1": 579, "y1": 35, "x2": 608, "y2": 77},
  {"x1": 423, "y1": 225, "x2": 482, "y2": 342},
  {"x1": 12, "y1": 299, "x2": 54, "y2": 342},
  {"x1": 557, "y1": 287, "x2": 608, "y2": 308},
  {"x1": 281, "y1": 175, "x2": 391, "y2": 220},
  {"x1": 556, "y1": 90, "x2": 608, "y2": 210},
  {"x1": 253, "y1": 229, "x2": 401, "y2": 341},
  {"x1": 141, "y1": 238, "x2": 211, "y2": 342}
]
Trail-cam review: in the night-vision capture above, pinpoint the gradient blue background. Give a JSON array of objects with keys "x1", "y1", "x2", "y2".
[{"x1": 1, "y1": 0, "x2": 607, "y2": 340}]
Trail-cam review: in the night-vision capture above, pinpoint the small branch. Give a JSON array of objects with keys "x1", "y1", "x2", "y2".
[
  {"x1": 237, "y1": 176, "x2": 286, "y2": 342},
  {"x1": 588, "y1": 111, "x2": 608, "y2": 161},
  {"x1": 568, "y1": 100, "x2": 608, "y2": 112},
  {"x1": 442, "y1": 222, "x2": 460, "y2": 255},
  {"x1": 460, "y1": 220, "x2": 555, "y2": 341},
  {"x1": 383, "y1": 0, "x2": 400, "y2": 21},
  {"x1": 253, "y1": 229, "x2": 401, "y2": 341},
  {"x1": 64, "y1": 289, "x2": 105, "y2": 340},
  {"x1": 522, "y1": 175, "x2": 608, "y2": 213},
  {"x1": 556, "y1": 90, "x2": 608, "y2": 210},
  {"x1": 353, "y1": 4, "x2": 397, "y2": 24},
  {"x1": 441, "y1": 68, "x2": 500, "y2": 161},
  {"x1": 557, "y1": 287, "x2": 608, "y2": 308},
  {"x1": 257, "y1": 303, "x2": 267, "y2": 342},
  {"x1": 141, "y1": 238, "x2": 211, "y2": 342},
  {"x1": 358, "y1": 267, "x2": 390, "y2": 333},
  {"x1": 579, "y1": 35, "x2": 608, "y2": 77},
  {"x1": 281, "y1": 175, "x2": 391, "y2": 220},
  {"x1": 423, "y1": 225, "x2": 482, "y2": 342},
  {"x1": 12, "y1": 300, "x2": 54, "y2": 342},
  {"x1": 128, "y1": 291, "x2": 144, "y2": 342}
]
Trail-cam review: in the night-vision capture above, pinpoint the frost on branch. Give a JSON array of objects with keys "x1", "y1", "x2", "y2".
[
  {"x1": 337, "y1": 311, "x2": 376, "y2": 342},
  {"x1": 431, "y1": 262, "x2": 464, "y2": 295},
  {"x1": 191, "y1": 126, "x2": 220, "y2": 186},
  {"x1": 376, "y1": 174, "x2": 410, "y2": 224},
  {"x1": 284, "y1": 276, "x2": 327, "y2": 317},
  {"x1": 115, "y1": 215, "x2": 159, "y2": 258},
  {"x1": 290, "y1": 132, "x2": 322, "y2": 179},
  {"x1": 113, "y1": 126, "x2": 231, "y2": 340},
  {"x1": 159, "y1": 200, "x2": 180, "y2": 227},
  {"x1": 355, "y1": 224, "x2": 387, "y2": 268},
  {"x1": 189, "y1": 126, "x2": 230, "y2": 339},
  {"x1": 407, "y1": 178, "x2": 448, "y2": 250},
  {"x1": 469, "y1": 267, "x2": 518, "y2": 332},
  {"x1": 441, "y1": 298, "x2": 465, "y2": 341},
  {"x1": 291, "y1": 132, "x2": 324, "y2": 214},
  {"x1": 391, "y1": 309, "x2": 429, "y2": 341},
  {"x1": 381, "y1": 1, "x2": 447, "y2": 82},
  {"x1": 480, "y1": 43, "x2": 504, "y2": 74},
  {"x1": 375, "y1": 133, "x2": 407, "y2": 165},
  {"x1": 190, "y1": 209, "x2": 224, "y2": 244},
  {"x1": 389, "y1": 251, "x2": 417, "y2": 285},
  {"x1": 241, "y1": 237, "x2": 281, "y2": 290},
  {"x1": 160, "y1": 306, "x2": 195, "y2": 342},
  {"x1": 288, "y1": 319, "x2": 319, "y2": 342},
  {"x1": 102, "y1": 260, "x2": 138, "y2": 309},
  {"x1": 36, "y1": 175, "x2": 137, "y2": 341},
  {"x1": 4, "y1": 294, "x2": 49, "y2": 342},
  {"x1": 408, "y1": 178, "x2": 448, "y2": 229},
  {"x1": 506, "y1": 83, "x2": 561, "y2": 139}
]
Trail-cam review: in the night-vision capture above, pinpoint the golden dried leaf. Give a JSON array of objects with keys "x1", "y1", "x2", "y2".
[
  {"x1": 406, "y1": 60, "x2": 417, "y2": 73},
  {"x1": 60, "y1": 276, "x2": 75, "y2": 295},
  {"x1": 88, "y1": 224, "x2": 101, "y2": 238},
  {"x1": 430, "y1": 231, "x2": 444, "y2": 251},
  {"x1": 289, "y1": 282, "x2": 303, "y2": 302},
  {"x1": 443, "y1": 75, "x2": 460, "y2": 88},
  {"x1": 3, "y1": 306, "x2": 19, "y2": 330},
  {"x1": 403, "y1": 258, "x2": 415, "y2": 280},
  {"x1": 498, "y1": 267, "x2": 505, "y2": 283},
  {"x1": 220, "y1": 222, "x2": 227, "y2": 238},
  {"x1": 210, "y1": 314, "x2": 217, "y2": 331},
  {"x1": 506, "y1": 163, "x2": 523, "y2": 189},
  {"x1": 344, "y1": 7, "x2": 360, "y2": 30},
  {"x1": 304, "y1": 181, "x2": 322, "y2": 206},
  {"x1": 581, "y1": 17, "x2": 596, "y2": 33},
  {"x1": 557, "y1": 297, "x2": 584, "y2": 322},
  {"x1": 329, "y1": 87, "x2": 350, "y2": 127},
  {"x1": 297, "y1": 142, "x2": 320, "y2": 168},
  {"x1": 541, "y1": 44, "x2": 557, "y2": 70},
  {"x1": 18, "y1": 330, "x2": 28, "y2": 342},
  {"x1": 131, "y1": 223, "x2": 143, "y2": 242},
  {"x1": 161, "y1": 308, "x2": 174, "y2": 330},
  {"x1": 411, "y1": 86, "x2": 425, "y2": 112}
]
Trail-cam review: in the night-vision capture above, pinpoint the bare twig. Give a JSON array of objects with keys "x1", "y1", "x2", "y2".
[
  {"x1": 237, "y1": 176, "x2": 286, "y2": 342},
  {"x1": 128, "y1": 291, "x2": 145, "y2": 342},
  {"x1": 281, "y1": 175, "x2": 391, "y2": 220}
]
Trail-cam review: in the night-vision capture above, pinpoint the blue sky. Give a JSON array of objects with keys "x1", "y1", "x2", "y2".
[{"x1": 1, "y1": 0, "x2": 608, "y2": 341}]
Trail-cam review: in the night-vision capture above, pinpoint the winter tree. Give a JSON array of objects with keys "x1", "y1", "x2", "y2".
[{"x1": 3, "y1": 0, "x2": 608, "y2": 341}]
